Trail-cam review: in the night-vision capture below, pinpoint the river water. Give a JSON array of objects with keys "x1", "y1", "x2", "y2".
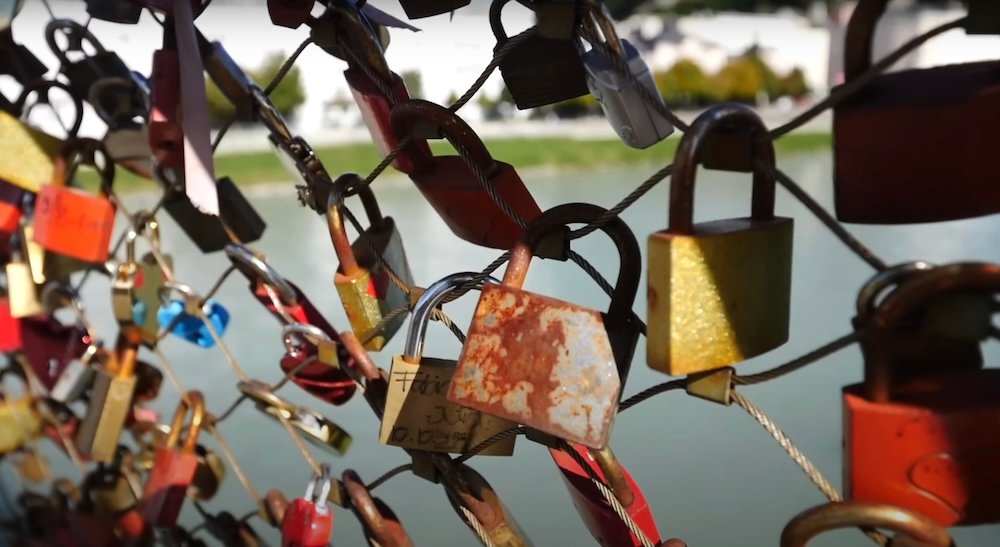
[{"x1": 3, "y1": 151, "x2": 999, "y2": 546}]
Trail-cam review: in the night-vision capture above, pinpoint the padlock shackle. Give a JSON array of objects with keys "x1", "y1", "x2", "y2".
[
  {"x1": 390, "y1": 99, "x2": 499, "y2": 177},
  {"x1": 340, "y1": 331, "x2": 382, "y2": 385},
  {"x1": 854, "y1": 261, "x2": 933, "y2": 320},
  {"x1": 780, "y1": 501, "x2": 952, "y2": 547},
  {"x1": 582, "y1": 1, "x2": 624, "y2": 59},
  {"x1": 114, "y1": 326, "x2": 141, "y2": 378},
  {"x1": 321, "y1": 0, "x2": 393, "y2": 84},
  {"x1": 842, "y1": 0, "x2": 892, "y2": 82},
  {"x1": 165, "y1": 390, "x2": 205, "y2": 455},
  {"x1": 13, "y1": 79, "x2": 85, "y2": 137},
  {"x1": 404, "y1": 272, "x2": 500, "y2": 363},
  {"x1": 441, "y1": 463, "x2": 526, "y2": 543},
  {"x1": 865, "y1": 262, "x2": 1000, "y2": 402},
  {"x1": 668, "y1": 103, "x2": 775, "y2": 235},
  {"x1": 304, "y1": 463, "x2": 333, "y2": 509},
  {"x1": 88, "y1": 75, "x2": 150, "y2": 129},
  {"x1": 344, "y1": 468, "x2": 414, "y2": 547},
  {"x1": 53, "y1": 138, "x2": 116, "y2": 194},
  {"x1": 504, "y1": 203, "x2": 641, "y2": 323},
  {"x1": 489, "y1": 0, "x2": 515, "y2": 42},
  {"x1": 281, "y1": 322, "x2": 333, "y2": 355},
  {"x1": 587, "y1": 444, "x2": 634, "y2": 509},
  {"x1": 261, "y1": 402, "x2": 351, "y2": 456},
  {"x1": 224, "y1": 244, "x2": 298, "y2": 306},
  {"x1": 44, "y1": 18, "x2": 107, "y2": 66},
  {"x1": 325, "y1": 186, "x2": 363, "y2": 276}
]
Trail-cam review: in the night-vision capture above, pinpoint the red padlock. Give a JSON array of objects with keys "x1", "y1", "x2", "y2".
[
  {"x1": 550, "y1": 443, "x2": 663, "y2": 547},
  {"x1": 31, "y1": 139, "x2": 117, "y2": 264},
  {"x1": 844, "y1": 262, "x2": 1000, "y2": 526},
  {"x1": 0, "y1": 181, "x2": 24, "y2": 257},
  {"x1": 391, "y1": 99, "x2": 542, "y2": 249},
  {"x1": 149, "y1": 47, "x2": 184, "y2": 169},
  {"x1": 0, "y1": 298, "x2": 21, "y2": 352},
  {"x1": 19, "y1": 315, "x2": 91, "y2": 391},
  {"x1": 282, "y1": 464, "x2": 334, "y2": 547},
  {"x1": 138, "y1": 390, "x2": 205, "y2": 527},
  {"x1": 267, "y1": 0, "x2": 314, "y2": 29}
]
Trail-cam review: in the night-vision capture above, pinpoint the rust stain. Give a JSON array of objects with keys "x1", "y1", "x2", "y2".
[{"x1": 451, "y1": 285, "x2": 620, "y2": 448}]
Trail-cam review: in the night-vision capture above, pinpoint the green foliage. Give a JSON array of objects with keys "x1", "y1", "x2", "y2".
[
  {"x1": 550, "y1": 93, "x2": 599, "y2": 119},
  {"x1": 205, "y1": 52, "x2": 305, "y2": 127},
  {"x1": 400, "y1": 70, "x2": 423, "y2": 99},
  {"x1": 741, "y1": 48, "x2": 781, "y2": 100},
  {"x1": 654, "y1": 59, "x2": 720, "y2": 107},
  {"x1": 779, "y1": 67, "x2": 810, "y2": 99},
  {"x1": 712, "y1": 56, "x2": 764, "y2": 103}
]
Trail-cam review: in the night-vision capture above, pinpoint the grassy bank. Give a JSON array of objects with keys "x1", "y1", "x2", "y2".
[{"x1": 100, "y1": 133, "x2": 832, "y2": 193}]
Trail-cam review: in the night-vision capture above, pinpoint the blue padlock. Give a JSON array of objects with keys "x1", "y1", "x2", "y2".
[{"x1": 157, "y1": 298, "x2": 230, "y2": 348}]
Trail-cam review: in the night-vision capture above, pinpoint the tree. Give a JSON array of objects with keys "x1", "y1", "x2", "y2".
[
  {"x1": 654, "y1": 58, "x2": 719, "y2": 107},
  {"x1": 400, "y1": 70, "x2": 423, "y2": 99},
  {"x1": 779, "y1": 67, "x2": 810, "y2": 99},
  {"x1": 713, "y1": 56, "x2": 764, "y2": 103},
  {"x1": 205, "y1": 52, "x2": 306, "y2": 127}
]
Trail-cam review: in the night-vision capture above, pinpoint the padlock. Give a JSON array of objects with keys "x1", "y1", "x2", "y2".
[
  {"x1": 967, "y1": 0, "x2": 1000, "y2": 34},
  {"x1": 397, "y1": 0, "x2": 470, "y2": 20},
  {"x1": 440, "y1": 463, "x2": 531, "y2": 546},
  {"x1": 281, "y1": 464, "x2": 334, "y2": 547},
  {"x1": 75, "y1": 328, "x2": 140, "y2": 463},
  {"x1": 327, "y1": 178, "x2": 412, "y2": 351},
  {"x1": 138, "y1": 390, "x2": 204, "y2": 527},
  {"x1": 13, "y1": 446, "x2": 51, "y2": 483},
  {"x1": 267, "y1": 0, "x2": 314, "y2": 29},
  {"x1": 13, "y1": 78, "x2": 85, "y2": 138},
  {"x1": 833, "y1": 0, "x2": 1000, "y2": 223},
  {"x1": 391, "y1": 100, "x2": 542, "y2": 249},
  {"x1": 535, "y1": 0, "x2": 578, "y2": 40},
  {"x1": 159, "y1": 171, "x2": 267, "y2": 253},
  {"x1": 845, "y1": 262, "x2": 1000, "y2": 526},
  {"x1": 83, "y1": 446, "x2": 142, "y2": 515},
  {"x1": 280, "y1": 324, "x2": 356, "y2": 406},
  {"x1": 112, "y1": 229, "x2": 140, "y2": 327},
  {"x1": 20, "y1": 297, "x2": 93, "y2": 392},
  {"x1": 157, "y1": 283, "x2": 230, "y2": 348},
  {"x1": 381, "y1": 272, "x2": 517, "y2": 455},
  {"x1": 0, "y1": 181, "x2": 23, "y2": 256},
  {"x1": 647, "y1": 104, "x2": 793, "y2": 376},
  {"x1": 239, "y1": 380, "x2": 353, "y2": 456},
  {"x1": 491, "y1": 0, "x2": 589, "y2": 109},
  {"x1": 581, "y1": 4, "x2": 673, "y2": 149},
  {"x1": 44, "y1": 19, "x2": 132, "y2": 104},
  {"x1": 0, "y1": 27, "x2": 47, "y2": 84},
  {"x1": 0, "y1": 297, "x2": 21, "y2": 352},
  {"x1": 5, "y1": 228, "x2": 43, "y2": 318},
  {"x1": 189, "y1": 444, "x2": 226, "y2": 502},
  {"x1": 453, "y1": 201, "x2": 643, "y2": 449},
  {"x1": 852, "y1": 262, "x2": 985, "y2": 386},
  {"x1": 133, "y1": 216, "x2": 172, "y2": 347},
  {"x1": 0, "y1": 376, "x2": 42, "y2": 454},
  {"x1": 550, "y1": 443, "x2": 662, "y2": 547},
  {"x1": 86, "y1": 0, "x2": 142, "y2": 24},
  {"x1": 0, "y1": 105, "x2": 64, "y2": 193},
  {"x1": 149, "y1": 46, "x2": 184, "y2": 169},
  {"x1": 780, "y1": 501, "x2": 952, "y2": 547},
  {"x1": 342, "y1": 469, "x2": 414, "y2": 547},
  {"x1": 32, "y1": 139, "x2": 117, "y2": 264}
]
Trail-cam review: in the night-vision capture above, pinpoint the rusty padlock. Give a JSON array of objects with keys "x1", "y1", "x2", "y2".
[
  {"x1": 833, "y1": 0, "x2": 1000, "y2": 223},
  {"x1": 781, "y1": 501, "x2": 952, "y2": 547},
  {"x1": 391, "y1": 99, "x2": 542, "y2": 249},
  {"x1": 32, "y1": 139, "x2": 117, "y2": 264},
  {"x1": 844, "y1": 262, "x2": 1000, "y2": 526},
  {"x1": 138, "y1": 390, "x2": 205, "y2": 527},
  {"x1": 343, "y1": 469, "x2": 413, "y2": 547},
  {"x1": 452, "y1": 202, "x2": 642, "y2": 449},
  {"x1": 647, "y1": 104, "x2": 792, "y2": 376}
]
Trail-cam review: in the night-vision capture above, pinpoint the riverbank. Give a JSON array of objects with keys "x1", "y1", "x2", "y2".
[{"x1": 104, "y1": 132, "x2": 831, "y2": 193}]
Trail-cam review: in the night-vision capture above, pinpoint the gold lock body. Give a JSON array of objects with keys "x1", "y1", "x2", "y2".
[
  {"x1": 5, "y1": 261, "x2": 43, "y2": 318},
  {"x1": 0, "y1": 397, "x2": 42, "y2": 453},
  {"x1": 0, "y1": 110, "x2": 61, "y2": 193},
  {"x1": 75, "y1": 335, "x2": 139, "y2": 462},
  {"x1": 647, "y1": 218, "x2": 792, "y2": 375}
]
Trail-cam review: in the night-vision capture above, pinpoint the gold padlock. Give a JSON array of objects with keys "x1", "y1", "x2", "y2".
[
  {"x1": 647, "y1": 104, "x2": 793, "y2": 376},
  {"x1": 5, "y1": 226, "x2": 43, "y2": 318},
  {"x1": 0, "y1": 376, "x2": 42, "y2": 454},
  {"x1": 0, "y1": 109, "x2": 62, "y2": 193},
  {"x1": 326, "y1": 178, "x2": 412, "y2": 351},
  {"x1": 75, "y1": 328, "x2": 140, "y2": 462}
]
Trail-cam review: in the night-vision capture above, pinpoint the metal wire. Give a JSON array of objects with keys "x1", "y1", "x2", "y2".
[
  {"x1": 366, "y1": 463, "x2": 415, "y2": 492},
  {"x1": 733, "y1": 331, "x2": 863, "y2": 386}
]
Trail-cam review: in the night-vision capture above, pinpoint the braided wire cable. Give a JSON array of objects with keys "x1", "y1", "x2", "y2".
[{"x1": 459, "y1": 504, "x2": 499, "y2": 547}]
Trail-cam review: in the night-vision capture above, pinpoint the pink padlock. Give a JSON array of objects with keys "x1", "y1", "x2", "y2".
[{"x1": 282, "y1": 464, "x2": 334, "y2": 547}]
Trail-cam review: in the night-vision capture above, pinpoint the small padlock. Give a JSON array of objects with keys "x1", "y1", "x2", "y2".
[
  {"x1": 239, "y1": 380, "x2": 353, "y2": 456},
  {"x1": 86, "y1": 0, "x2": 142, "y2": 24},
  {"x1": 44, "y1": 19, "x2": 133, "y2": 104},
  {"x1": 75, "y1": 328, "x2": 140, "y2": 463},
  {"x1": 281, "y1": 464, "x2": 334, "y2": 547},
  {"x1": 491, "y1": 0, "x2": 589, "y2": 109},
  {"x1": 134, "y1": 216, "x2": 172, "y2": 346},
  {"x1": 327, "y1": 178, "x2": 412, "y2": 351},
  {"x1": 647, "y1": 104, "x2": 793, "y2": 376},
  {"x1": 280, "y1": 324, "x2": 356, "y2": 406},
  {"x1": 391, "y1": 100, "x2": 542, "y2": 249},
  {"x1": 5, "y1": 228, "x2": 43, "y2": 318},
  {"x1": 32, "y1": 139, "x2": 117, "y2": 264},
  {"x1": 112, "y1": 229, "x2": 140, "y2": 327},
  {"x1": 0, "y1": 104, "x2": 64, "y2": 193},
  {"x1": 581, "y1": 4, "x2": 673, "y2": 148},
  {"x1": 0, "y1": 297, "x2": 21, "y2": 352},
  {"x1": 781, "y1": 501, "x2": 952, "y2": 547},
  {"x1": 342, "y1": 469, "x2": 414, "y2": 547},
  {"x1": 159, "y1": 171, "x2": 267, "y2": 253},
  {"x1": 550, "y1": 443, "x2": 662, "y2": 547},
  {"x1": 833, "y1": 0, "x2": 1000, "y2": 223},
  {"x1": 83, "y1": 446, "x2": 142, "y2": 515},
  {"x1": 845, "y1": 262, "x2": 1000, "y2": 526},
  {"x1": 138, "y1": 390, "x2": 204, "y2": 527},
  {"x1": 397, "y1": 0, "x2": 470, "y2": 20},
  {"x1": 453, "y1": 202, "x2": 642, "y2": 449},
  {"x1": 381, "y1": 272, "x2": 517, "y2": 455},
  {"x1": 157, "y1": 283, "x2": 230, "y2": 348}
]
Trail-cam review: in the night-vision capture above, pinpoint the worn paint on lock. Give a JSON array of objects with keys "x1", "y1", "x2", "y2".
[{"x1": 452, "y1": 285, "x2": 621, "y2": 449}]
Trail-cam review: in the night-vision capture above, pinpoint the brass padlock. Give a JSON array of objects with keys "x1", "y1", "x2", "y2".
[
  {"x1": 111, "y1": 229, "x2": 140, "y2": 327},
  {"x1": 0, "y1": 375, "x2": 42, "y2": 454},
  {"x1": 647, "y1": 104, "x2": 793, "y2": 376},
  {"x1": 5, "y1": 226, "x2": 43, "y2": 318},
  {"x1": 0, "y1": 103, "x2": 63, "y2": 193},
  {"x1": 382, "y1": 272, "x2": 517, "y2": 455},
  {"x1": 136, "y1": 216, "x2": 172, "y2": 347},
  {"x1": 83, "y1": 446, "x2": 142, "y2": 514},
  {"x1": 326, "y1": 177, "x2": 412, "y2": 351},
  {"x1": 75, "y1": 328, "x2": 140, "y2": 462},
  {"x1": 238, "y1": 380, "x2": 353, "y2": 456}
]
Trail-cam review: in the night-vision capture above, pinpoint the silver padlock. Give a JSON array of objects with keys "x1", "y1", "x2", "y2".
[{"x1": 582, "y1": 5, "x2": 673, "y2": 149}]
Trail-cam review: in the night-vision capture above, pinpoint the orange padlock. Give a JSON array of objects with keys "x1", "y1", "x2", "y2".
[
  {"x1": 31, "y1": 139, "x2": 117, "y2": 264},
  {"x1": 844, "y1": 262, "x2": 1000, "y2": 526}
]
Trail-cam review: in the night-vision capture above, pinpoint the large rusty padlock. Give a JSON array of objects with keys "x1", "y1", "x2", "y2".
[
  {"x1": 326, "y1": 176, "x2": 412, "y2": 351},
  {"x1": 833, "y1": 0, "x2": 1000, "y2": 223},
  {"x1": 844, "y1": 262, "x2": 1000, "y2": 526},
  {"x1": 390, "y1": 99, "x2": 542, "y2": 250},
  {"x1": 647, "y1": 103, "x2": 793, "y2": 376},
  {"x1": 452, "y1": 202, "x2": 642, "y2": 449},
  {"x1": 781, "y1": 501, "x2": 952, "y2": 547}
]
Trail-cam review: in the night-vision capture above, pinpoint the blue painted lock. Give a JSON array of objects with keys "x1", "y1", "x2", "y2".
[{"x1": 157, "y1": 299, "x2": 230, "y2": 348}]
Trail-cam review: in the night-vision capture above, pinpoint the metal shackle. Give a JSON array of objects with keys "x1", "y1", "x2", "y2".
[
  {"x1": 780, "y1": 500, "x2": 952, "y2": 547},
  {"x1": 390, "y1": 99, "x2": 499, "y2": 176},
  {"x1": 855, "y1": 261, "x2": 933, "y2": 320},
  {"x1": 165, "y1": 390, "x2": 205, "y2": 455},
  {"x1": 403, "y1": 272, "x2": 500, "y2": 363},
  {"x1": 668, "y1": 103, "x2": 775, "y2": 235},
  {"x1": 13, "y1": 79, "x2": 85, "y2": 136},
  {"x1": 224, "y1": 244, "x2": 298, "y2": 306}
]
